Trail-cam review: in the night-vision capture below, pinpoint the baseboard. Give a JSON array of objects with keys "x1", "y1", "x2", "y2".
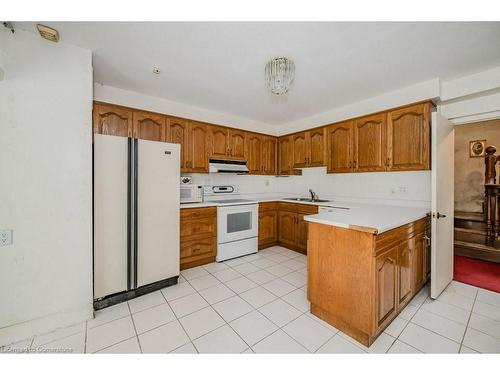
[{"x1": 0, "y1": 305, "x2": 93, "y2": 347}]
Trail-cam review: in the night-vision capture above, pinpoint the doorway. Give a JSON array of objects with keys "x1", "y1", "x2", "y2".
[{"x1": 453, "y1": 119, "x2": 500, "y2": 292}]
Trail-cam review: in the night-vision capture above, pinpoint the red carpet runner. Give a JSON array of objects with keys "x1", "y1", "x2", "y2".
[{"x1": 454, "y1": 255, "x2": 500, "y2": 293}]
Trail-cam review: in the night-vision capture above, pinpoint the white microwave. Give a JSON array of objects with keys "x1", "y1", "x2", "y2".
[{"x1": 180, "y1": 185, "x2": 203, "y2": 203}]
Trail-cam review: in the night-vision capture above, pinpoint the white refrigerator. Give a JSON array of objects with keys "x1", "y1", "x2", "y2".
[{"x1": 93, "y1": 134, "x2": 180, "y2": 308}]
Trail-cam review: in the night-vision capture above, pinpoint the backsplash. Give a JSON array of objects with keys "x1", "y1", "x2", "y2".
[{"x1": 184, "y1": 168, "x2": 431, "y2": 207}]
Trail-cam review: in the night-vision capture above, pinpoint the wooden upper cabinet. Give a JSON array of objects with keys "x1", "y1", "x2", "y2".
[
  {"x1": 133, "y1": 111, "x2": 166, "y2": 142},
  {"x1": 354, "y1": 113, "x2": 387, "y2": 172},
  {"x1": 327, "y1": 121, "x2": 353, "y2": 173},
  {"x1": 166, "y1": 117, "x2": 189, "y2": 171},
  {"x1": 208, "y1": 126, "x2": 246, "y2": 160},
  {"x1": 262, "y1": 136, "x2": 277, "y2": 175},
  {"x1": 387, "y1": 103, "x2": 430, "y2": 171},
  {"x1": 246, "y1": 133, "x2": 263, "y2": 174},
  {"x1": 229, "y1": 129, "x2": 246, "y2": 160},
  {"x1": 208, "y1": 126, "x2": 230, "y2": 159},
  {"x1": 188, "y1": 122, "x2": 209, "y2": 173},
  {"x1": 278, "y1": 136, "x2": 292, "y2": 175},
  {"x1": 292, "y1": 132, "x2": 308, "y2": 168},
  {"x1": 289, "y1": 129, "x2": 326, "y2": 169},
  {"x1": 308, "y1": 128, "x2": 326, "y2": 167},
  {"x1": 93, "y1": 103, "x2": 132, "y2": 137}
]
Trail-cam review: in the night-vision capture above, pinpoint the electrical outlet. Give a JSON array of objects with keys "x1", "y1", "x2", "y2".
[
  {"x1": 265, "y1": 179, "x2": 270, "y2": 187},
  {"x1": 0, "y1": 229, "x2": 13, "y2": 246},
  {"x1": 399, "y1": 185, "x2": 408, "y2": 194}
]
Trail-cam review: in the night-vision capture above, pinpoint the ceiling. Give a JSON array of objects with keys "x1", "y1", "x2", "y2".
[{"x1": 16, "y1": 22, "x2": 500, "y2": 126}]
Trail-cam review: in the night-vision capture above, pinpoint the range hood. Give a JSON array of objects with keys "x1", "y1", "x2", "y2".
[{"x1": 209, "y1": 159, "x2": 249, "y2": 174}]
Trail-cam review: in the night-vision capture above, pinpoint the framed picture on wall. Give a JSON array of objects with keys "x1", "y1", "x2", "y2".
[{"x1": 469, "y1": 139, "x2": 487, "y2": 157}]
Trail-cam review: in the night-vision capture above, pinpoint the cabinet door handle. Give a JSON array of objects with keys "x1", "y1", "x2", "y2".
[
  {"x1": 386, "y1": 157, "x2": 391, "y2": 166},
  {"x1": 353, "y1": 160, "x2": 357, "y2": 168}
]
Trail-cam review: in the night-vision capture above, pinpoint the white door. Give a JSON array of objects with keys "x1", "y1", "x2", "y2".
[
  {"x1": 430, "y1": 111, "x2": 455, "y2": 298},
  {"x1": 94, "y1": 134, "x2": 128, "y2": 299},
  {"x1": 136, "y1": 139, "x2": 180, "y2": 288}
]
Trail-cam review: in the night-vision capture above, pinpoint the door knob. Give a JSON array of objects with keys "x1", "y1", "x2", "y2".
[{"x1": 432, "y1": 212, "x2": 447, "y2": 219}]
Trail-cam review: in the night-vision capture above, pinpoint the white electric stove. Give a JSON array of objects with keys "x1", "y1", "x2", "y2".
[{"x1": 203, "y1": 186, "x2": 259, "y2": 262}]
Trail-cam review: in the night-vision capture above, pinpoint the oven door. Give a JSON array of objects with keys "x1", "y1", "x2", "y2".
[{"x1": 217, "y1": 204, "x2": 258, "y2": 244}]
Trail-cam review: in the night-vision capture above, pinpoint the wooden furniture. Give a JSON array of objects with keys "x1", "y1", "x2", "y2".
[
  {"x1": 94, "y1": 100, "x2": 431, "y2": 177},
  {"x1": 262, "y1": 136, "x2": 277, "y2": 175},
  {"x1": 277, "y1": 202, "x2": 318, "y2": 254},
  {"x1": 327, "y1": 121, "x2": 354, "y2": 173},
  {"x1": 291, "y1": 129, "x2": 326, "y2": 169},
  {"x1": 93, "y1": 103, "x2": 132, "y2": 138},
  {"x1": 208, "y1": 126, "x2": 246, "y2": 160},
  {"x1": 246, "y1": 133, "x2": 263, "y2": 174},
  {"x1": 258, "y1": 202, "x2": 279, "y2": 249},
  {"x1": 353, "y1": 113, "x2": 387, "y2": 172},
  {"x1": 133, "y1": 111, "x2": 166, "y2": 142},
  {"x1": 308, "y1": 217, "x2": 430, "y2": 346},
  {"x1": 180, "y1": 207, "x2": 217, "y2": 269},
  {"x1": 94, "y1": 102, "x2": 274, "y2": 176},
  {"x1": 324, "y1": 102, "x2": 431, "y2": 174},
  {"x1": 246, "y1": 134, "x2": 277, "y2": 175},
  {"x1": 386, "y1": 103, "x2": 431, "y2": 171}
]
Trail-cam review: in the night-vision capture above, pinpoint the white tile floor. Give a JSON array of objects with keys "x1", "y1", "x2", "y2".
[{"x1": 3, "y1": 246, "x2": 500, "y2": 354}]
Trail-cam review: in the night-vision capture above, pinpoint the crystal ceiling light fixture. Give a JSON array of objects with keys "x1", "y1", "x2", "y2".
[{"x1": 265, "y1": 57, "x2": 295, "y2": 95}]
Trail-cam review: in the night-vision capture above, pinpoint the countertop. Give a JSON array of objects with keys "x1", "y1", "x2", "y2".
[
  {"x1": 179, "y1": 194, "x2": 340, "y2": 209},
  {"x1": 180, "y1": 195, "x2": 430, "y2": 234},
  {"x1": 304, "y1": 204, "x2": 430, "y2": 234}
]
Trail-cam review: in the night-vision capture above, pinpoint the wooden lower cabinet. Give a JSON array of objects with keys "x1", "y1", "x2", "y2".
[
  {"x1": 180, "y1": 207, "x2": 217, "y2": 270},
  {"x1": 275, "y1": 202, "x2": 318, "y2": 254},
  {"x1": 397, "y1": 241, "x2": 413, "y2": 309},
  {"x1": 278, "y1": 210, "x2": 297, "y2": 248},
  {"x1": 308, "y1": 216, "x2": 430, "y2": 346},
  {"x1": 258, "y1": 203, "x2": 279, "y2": 248},
  {"x1": 375, "y1": 246, "x2": 398, "y2": 328}
]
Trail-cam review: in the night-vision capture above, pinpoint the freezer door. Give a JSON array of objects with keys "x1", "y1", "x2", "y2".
[
  {"x1": 93, "y1": 134, "x2": 129, "y2": 299},
  {"x1": 136, "y1": 139, "x2": 180, "y2": 287}
]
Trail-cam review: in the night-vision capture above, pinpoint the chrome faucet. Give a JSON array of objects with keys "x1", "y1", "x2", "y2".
[{"x1": 309, "y1": 189, "x2": 318, "y2": 202}]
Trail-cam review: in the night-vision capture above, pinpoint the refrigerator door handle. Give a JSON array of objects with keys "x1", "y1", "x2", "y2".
[
  {"x1": 127, "y1": 137, "x2": 132, "y2": 290},
  {"x1": 132, "y1": 138, "x2": 139, "y2": 290},
  {"x1": 128, "y1": 137, "x2": 138, "y2": 291}
]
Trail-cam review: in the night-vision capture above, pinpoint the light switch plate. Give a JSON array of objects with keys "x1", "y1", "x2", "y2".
[{"x1": 0, "y1": 229, "x2": 13, "y2": 246}]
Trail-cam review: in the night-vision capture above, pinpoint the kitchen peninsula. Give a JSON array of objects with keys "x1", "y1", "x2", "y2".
[{"x1": 305, "y1": 205, "x2": 431, "y2": 346}]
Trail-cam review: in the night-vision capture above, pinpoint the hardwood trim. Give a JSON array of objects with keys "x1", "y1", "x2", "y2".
[{"x1": 180, "y1": 256, "x2": 216, "y2": 270}]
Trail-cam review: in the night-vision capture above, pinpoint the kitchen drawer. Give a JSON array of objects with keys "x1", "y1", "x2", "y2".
[
  {"x1": 180, "y1": 237, "x2": 216, "y2": 260},
  {"x1": 180, "y1": 206, "x2": 216, "y2": 220},
  {"x1": 278, "y1": 202, "x2": 299, "y2": 212},
  {"x1": 375, "y1": 217, "x2": 428, "y2": 255},
  {"x1": 259, "y1": 202, "x2": 279, "y2": 212},
  {"x1": 297, "y1": 204, "x2": 319, "y2": 215},
  {"x1": 180, "y1": 216, "x2": 217, "y2": 239}
]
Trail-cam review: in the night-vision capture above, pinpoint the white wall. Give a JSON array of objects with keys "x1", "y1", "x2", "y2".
[
  {"x1": 0, "y1": 29, "x2": 93, "y2": 345},
  {"x1": 274, "y1": 79, "x2": 440, "y2": 135},
  {"x1": 94, "y1": 83, "x2": 277, "y2": 135},
  {"x1": 185, "y1": 169, "x2": 431, "y2": 208}
]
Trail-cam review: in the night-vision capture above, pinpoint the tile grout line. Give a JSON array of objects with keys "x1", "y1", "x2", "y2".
[
  {"x1": 128, "y1": 296, "x2": 143, "y2": 353},
  {"x1": 182, "y1": 274, "x2": 252, "y2": 353},
  {"x1": 459, "y1": 287, "x2": 479, "y2": 353},
  {"x1": 83, "y1": 321, "x2": 88, "y2": 354},
  {"x1": 183, "y1": 254, "x2": 305, "y2": 352}
]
